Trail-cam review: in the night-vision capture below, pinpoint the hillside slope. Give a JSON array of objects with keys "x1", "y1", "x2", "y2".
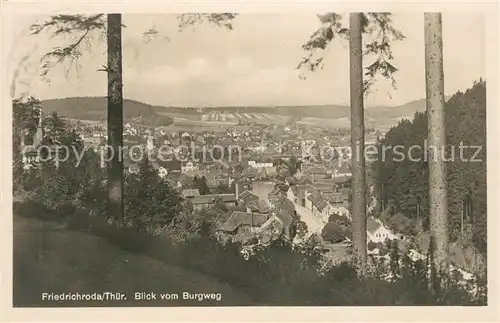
[{"x1": 13, "y1": 215, "x2": 255, "y2": 307}]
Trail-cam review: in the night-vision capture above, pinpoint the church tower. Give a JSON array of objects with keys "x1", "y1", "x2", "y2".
[
  {"x1": 146, "y1": 128, "x2": 154, "y2": 152},
  {"x1": 20, "y1": 104, "x2": 44, "y2": 167}
]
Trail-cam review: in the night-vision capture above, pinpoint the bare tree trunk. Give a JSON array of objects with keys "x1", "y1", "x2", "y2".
[
  {"x1": 424, "y1": 12, "x2": 449, "y2": 288},
  {"x1": 349, "y1": 13, "x2": 367, "y2": 276},
  {"x1": 107, "y1": 14, "x2": 124, "y2": 224}
]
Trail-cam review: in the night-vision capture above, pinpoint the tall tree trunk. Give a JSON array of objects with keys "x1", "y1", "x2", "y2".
[
  {"x1": 349, "y1": 13, "x2": 367, "y2": 276},
  {"x1": 107, "y1": 14, "x2": 124, "y2": 224},
  {"x1": 424, "y1": 12, "x2": 449, "y2": 288}
]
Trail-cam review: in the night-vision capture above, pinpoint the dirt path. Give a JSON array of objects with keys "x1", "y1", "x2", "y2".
[{"x1": 13, "y1": 215, "x2": 255, "y2": 307}]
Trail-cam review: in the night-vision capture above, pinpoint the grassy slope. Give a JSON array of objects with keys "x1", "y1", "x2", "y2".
[{"x1": 13, "y1": 215, "x2": 255, "y2": 307}]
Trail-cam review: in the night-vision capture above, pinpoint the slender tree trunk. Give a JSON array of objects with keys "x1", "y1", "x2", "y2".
[
  {"x1": 424, "y1": 12, "x2": 449, "y2": 288},
  {"x1": 349, "y1": 13, "x2": 367, "y2": 276},
  {"x1": 107, "y1": 14, "x2": 124, "y2": 224}
]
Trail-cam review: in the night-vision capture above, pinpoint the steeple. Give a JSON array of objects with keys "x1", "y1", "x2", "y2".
[
  {"x1": 33, "y1": 105, "x2": 44, "y2": 147},
  {"x1": 146, "y1": 127, "x2": 154, "y2": 153}
]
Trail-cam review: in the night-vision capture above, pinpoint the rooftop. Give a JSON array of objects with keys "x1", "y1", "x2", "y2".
[
  {"x1": 367, "y1": 217, "x2": 382, "y2": 234},
  {"x1": 218, "y1": 211, "x2": 269, "y2": 232},
  {"x1": 239, "y1": 190, "x2": 260, "y2": 202},
  {"x1": 182, "y1": 189, "x2": 200, "y2": 198},
  {"x1": 191, "y1": 193, "x2": 237, "y2": 205}
]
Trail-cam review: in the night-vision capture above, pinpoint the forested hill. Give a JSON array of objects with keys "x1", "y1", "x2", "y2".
[
  {"x1": 40, "y1": 97, "x2": 174, "y2": 126},
  {"x1": 373, "y1": 79, "x2": 487, "y2": 255}
]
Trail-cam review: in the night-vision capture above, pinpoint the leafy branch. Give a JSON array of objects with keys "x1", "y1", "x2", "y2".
[{"x1": 298, "y1": 12, "x2": 405, "y2": 95}]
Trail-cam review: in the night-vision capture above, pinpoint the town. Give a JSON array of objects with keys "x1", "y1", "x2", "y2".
[{"x1": 21, "y1": 108, "x2": 468, "y2": 275}]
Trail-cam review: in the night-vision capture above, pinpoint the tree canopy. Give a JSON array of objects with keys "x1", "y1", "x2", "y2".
[{"x1": 372, "y1": 80, "x2": 487, "y2": 254}]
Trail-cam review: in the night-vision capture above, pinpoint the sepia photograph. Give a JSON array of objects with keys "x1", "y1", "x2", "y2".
[{"x1": 1, "y1": 0, "x2": 498, "y2": 321}]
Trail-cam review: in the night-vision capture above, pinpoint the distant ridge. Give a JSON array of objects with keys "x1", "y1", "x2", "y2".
[{"x1": 41, "y1": 96, "x2": 435, "y2": 123}]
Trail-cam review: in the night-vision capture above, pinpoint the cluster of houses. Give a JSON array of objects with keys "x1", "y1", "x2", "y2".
[{"x1": 214, "y1": 188, "x2": 299, "y2": 246}]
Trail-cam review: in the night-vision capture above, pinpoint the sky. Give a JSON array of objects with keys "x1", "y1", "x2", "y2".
[{"x1": 6, "y1": 13, "x2": 485, "y2": 107}]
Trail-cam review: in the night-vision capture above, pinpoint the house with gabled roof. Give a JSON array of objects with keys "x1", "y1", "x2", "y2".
[
  {"x1": 238, "y1": 190, "x2": 260, "y2": 205},
  {"x1": 195, "y1": 135, "x2": 205, "y2": 145},
  {"x1": 333, "y1": 175, "x2": 351, "y2": 189},
  {"x1": 242, "y1": 166, "x2": 258, "y2": 179},
  {"x1": 274, "y1": 164, "x2": 290, "y2": 178},
  {"x1": 293, "y1": 184, "x2": 315, "y2": 207},
  {"x1": 218, "y1": 210, "x2": 269, "y2": 236},
  {"x1": 245, "y1": 199, "x2": 270, "y2": 214},
  {"x1": 268, "y1": 186, "x2": 287, "y2": 208},
  {"x1": 255, "y1": 205, "x2": 296, "y2": 241},
  {"x1": 335, "y1": 165, "x2": 352, "y2": 178},
  {"x1": 287, "y1": 185, "x2": 298, "y2": 203},
  {"x1": 280, "y1": 198, "x2": 297, "y2": 217},
  {"x1": 128, "y1": 163, "x2": 140, "y2": 174},
  {"x1": 323, "y1": 191, "x2": 350, "y2": 217},
  {"x1": 304, "y1": 190, "x2": 331, "y2": 220},
  {"x1": 366, "y1": 217, "x2": 398, "y2": 244},
  {"x1": 256, "y1": 165, "x2": 277, "y2": 179},
  {"x1": 304, "y1": 165, "x2": 326, "y2": 176},
  {"x1": 285, "y1": 176, "x2": 296, "y2": 186},
  {"x1": 182, "y1": 189, "x2": 200, "y2": 199},
  {"x1": 191, "y1": 193, "x2": 237, "y2": 211}
]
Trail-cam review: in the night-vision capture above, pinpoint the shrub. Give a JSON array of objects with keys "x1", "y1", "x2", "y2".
[
  {"x1": 322, "y1": 222, "x2": 347, "y2": 243},
  {"x1": 124, "y1": 157, "x2": 182, "y2": 234}
]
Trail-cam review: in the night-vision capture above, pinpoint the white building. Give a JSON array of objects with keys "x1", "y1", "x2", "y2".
[
  {"x1": 181, "y1": 161, "x2": 198, "y2": 173},
  {"x1": 146, "y1": 134, "x2": 154, "y2": 152},
  {"x1": 366, "y1": 217, "x2": 404, "y2": 243},
  {"x1": 334, "y1": 166, "x2": 352, "y2": 178},
  {"x1": 248, "y1": 160, "x2": 274, "y2": 168},
  {"x1": 158, "y1": 166, "x2": 168, "y2": 178},
  {"x1": 330, "y1": 205, "x2": 350, "y2": 219}
]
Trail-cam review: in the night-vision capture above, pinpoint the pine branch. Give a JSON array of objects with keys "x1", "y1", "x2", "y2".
[
  {"x1": 362, "y1": 13, "x2": 406, "y2": 95},
  {"x1": 33, "y1": 13, "x2": 237, "y2": 75},
  {"x1": 177, "y1": 13, "x2": 238, "y2": 32},
  {"x1": 297, "y1": 13, "x2": 348, "y2": 75},
  {"x1": 97, "y1": 65, "x2": 109, "y2": 72},
  {"x1": 298, "y1": 12, "x2": 405, "y2": 96},
  {"x1": 30, "y1": 14, "x2": 106, "y2": 81}
]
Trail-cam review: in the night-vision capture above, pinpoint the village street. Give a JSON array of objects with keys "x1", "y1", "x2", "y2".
[
  {"x1": 251, "y1": 181, "x2": 326, "y2": 235},
  {"x1": 293, "y1": 202, "x2": 326, "y2": 234}
]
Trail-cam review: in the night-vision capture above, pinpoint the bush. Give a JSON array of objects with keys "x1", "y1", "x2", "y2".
[
  {"x1": 322, "y1": 222, "x2": 348, "y2": 243},
  {"x1": 124, "y1": 157, "x2": 182, "y2": 234},
  {"x1": 368, "y1": 241, "x2": 377, "y2": 251}
]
